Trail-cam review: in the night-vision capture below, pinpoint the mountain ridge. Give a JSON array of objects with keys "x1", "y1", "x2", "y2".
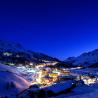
[
  {"x1": 0, "y1": 40, "x2": 59, "y2": 66},
  {"x1": 65, "y1": 49, "x2": 98, "y2": 67}
]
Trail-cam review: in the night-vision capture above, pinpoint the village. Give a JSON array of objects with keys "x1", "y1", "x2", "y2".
[
  {"x1": 16, "y1": 61, "x2": 98, "y2": 87},
  {"x1": 20, "y1": 62, "x2": 98, "y2": 87},
  {"x1": 17, "y1": 64, "x2": 98, "y2": 98}
]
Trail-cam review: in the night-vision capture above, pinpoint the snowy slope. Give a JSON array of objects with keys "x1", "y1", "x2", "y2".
[
  {"x1": 65, "y1": 49, "x2": 98, "y2": 67},
  {"x1": 0, "y1": 64, "x2": 30, "y2": 97},
  {"x1": 53, "y1": 83, "x2": 98, "y2": 98},
  {"x1": 45, "y1": 80, "x2": 76, "y2": 94},
  {"x1": 0, "y1": 63, "x2": 20, "y2": 73},
  {"x1": 67, "y1": 90, "x2": 98, "y2": 98}
]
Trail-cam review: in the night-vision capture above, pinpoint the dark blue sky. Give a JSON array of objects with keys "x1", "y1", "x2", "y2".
[{"x1": 0, "y1": 0, "x2": 98, "y2": 60}]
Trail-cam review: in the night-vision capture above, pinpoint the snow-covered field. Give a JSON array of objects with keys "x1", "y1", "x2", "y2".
[
  {"x1": 0, "y1": 64, "x2": 30, "y2": 97},
  {"x1": 53, "y1": 83, "x2": 98, "y2": 98}
]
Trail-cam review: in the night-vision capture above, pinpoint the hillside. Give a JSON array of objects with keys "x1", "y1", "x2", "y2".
[
  {"x1": 0, "y1": 64, "x2": 30, "y2": 97},
  {"x1": 65, "y1": 49, "x2": 98, "y2": 67},
  {"x1": 0, "y1": 40, "x2": 59, "y2": 66}
]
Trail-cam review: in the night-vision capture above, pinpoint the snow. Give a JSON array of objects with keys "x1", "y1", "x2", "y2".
[
  {"x1": 53, "y1": 83, "x2": 98, "y2": 98},
  {"x1": 67, "y1": 89, "x2": 98, "y2": 98},
  {"x1": 16, "y1": 66, "x2": 38, "y2": 82},
  {"x1": 0, "y1": 63, "x2": 19, "y2": 73},
  {"x1": 65, "y1": 49, "x2": 98, "y2": 66},
  {"x1": 45, "y1": 80, "x2": 76, "y2": 93},
  {"x1": 0, "y1": 64, "x2": 30, "y2": 97}
]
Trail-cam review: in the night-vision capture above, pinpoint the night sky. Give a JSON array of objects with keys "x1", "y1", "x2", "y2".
[{"x1": 0, "y1": 0, "x2": 98, "y2": 60}]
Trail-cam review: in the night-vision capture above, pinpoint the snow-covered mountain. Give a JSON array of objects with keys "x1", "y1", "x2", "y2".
[
  {"x1": 0, "y1": 40, "x2": 59, "y2": 66},
  {"x1": 65, "y1": 49, "x2": 98, "y2": 67},
  {"x1": 0, "y1": 64, "x2": 30, "y2": 97}
]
